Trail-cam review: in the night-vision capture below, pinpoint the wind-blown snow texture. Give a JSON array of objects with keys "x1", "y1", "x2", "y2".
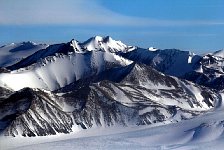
[{"x1": 0, "y1": 36, "x2": 223, "y2": 150}]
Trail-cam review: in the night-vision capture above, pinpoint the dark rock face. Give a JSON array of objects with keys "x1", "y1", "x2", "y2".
[
  {"x1": 69, "y1": 86, "x2": 138, "y2": 128},
  {"x1": 1, "y1": 88, "x2": 73, "y2": 137},
  {"x1": 0, "y1": 38, "x2": 223, "y2": 137},
  {"x1": 0, "y1": 87, "x2": 12, "y2": 101},
  {"x1": 1, "y1": 63, "x2": 220, "y2": 137},
  {"x1": 0, "y1": 88, "x2": 33, "y2": 134},
  {"x1": 182, "y1": 54, "x2": 224, "y2": 91},
  {"x1": 208, "y1": 76, "x2": 224, "y2": 91},
  {"x1": 118, "y1": 48, "x2": 224, "y2": 91},
  {"x1": 0, "y1": 68, "x2": 10, "y2": 73}
]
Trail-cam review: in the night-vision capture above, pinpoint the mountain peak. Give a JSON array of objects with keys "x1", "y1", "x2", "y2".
[
  {"x1": 21, "y1": 41, "x2": 37, "y2": 45},
  {"x1": 8, "y1": 41, "x2": 41, "y2": 53},
  {"x1": 94, "y1": 35, "x2": 103, "y2": 41},
  {"x1": 69, "y1": 39, "x2": 83, "y2": 53},
  {"x1": 80, "y1": 36, "x2": 128, "y2": 52}
]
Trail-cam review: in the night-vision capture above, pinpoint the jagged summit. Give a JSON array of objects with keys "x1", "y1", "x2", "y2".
[
  {"x1": 0, "y1": 37, "x2": 134, "y2": 91},
  {"x1": 0, "y1": 36, "x2": 224, "y2": 92},
  {"x1": 70, "y1": 39, "x2": 83, "y2": 53},
  {"x1": 82, "y1": 35, "x2": 129, "y2": 52},
  {"x1": 0, "y1": 35, "x2": 223, "y2": 141},
  {"x1": 1, "y1": 36, "x2": 224, "y2": 91},
  {"x1": 5, "y1": 36, "x2": 133, "y2": 71}
]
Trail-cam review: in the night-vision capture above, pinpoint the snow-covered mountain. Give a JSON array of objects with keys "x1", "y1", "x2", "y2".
[
  {"x1": 1, "y1": 37, "x2": 223, "y2": 92},
  {"x1": 182, "y1": 52, "x2": 224, "y2": 91},
  {"x1": 213, "y1": 49, "x2": 224, "y2": 58},
  {"x1": 6, "y1": 36, "x2": 134, "y2": 71},
  {"x1": 0, "y1": 36, "x2": 223, "y2": 149},
  {"x1": 118, "y1": 47, "x2": 224, "y2": 91},
  {"x1": 0, "y1": 41, "x2": 48, "y2": 67},
  {"x1": 0, "y1": 37, "x2": 133, "y2": 91},
  {"x1": 2, "y1": 95, "x2": 223, "y2": 149},
  {"x1": 0, "y1": 64, "x2": 221, "y2": 137},
  {"x1": 119, "y1": 48, "x2": 201, "y2": 76}
]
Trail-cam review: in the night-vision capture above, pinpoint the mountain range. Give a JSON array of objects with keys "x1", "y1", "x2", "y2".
[{"x1": 0, "y1": 36, "x2": 223, "y2": 149}]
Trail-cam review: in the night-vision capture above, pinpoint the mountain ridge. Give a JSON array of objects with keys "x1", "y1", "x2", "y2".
[{"x1": 0, "y1": 36, "x2": 223, "y2": 137}]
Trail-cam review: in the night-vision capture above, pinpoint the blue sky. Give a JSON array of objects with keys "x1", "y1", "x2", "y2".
[{"x1": 0, "y1": 0, "x2": 224, "y2": 53}]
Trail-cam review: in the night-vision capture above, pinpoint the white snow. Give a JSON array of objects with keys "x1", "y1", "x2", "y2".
[
  {"x1": 178, "y1": 80, "x2": 212, "y2": 110},
  {"x1": 188, "y1": 55, "x2": 192, "y2": 63},
  {"x1": 0, "y1": 36, "x2": 134, "y2": 91},
  {"x1": 0, "y1": 70, "x2": 48, "y2": 90},
  {"x1": 70, "y1": 40, "x2": 83, "y2": 53},
  {"x1": 0, "y1": 42, "x2": 48, "y2": 67},
  {"x1": 0, "y1": 37, "x2": 224, "y2": 149},
  {"x1": 0, "y1": 50, "x2": 132, "y2": 91},
  {"x1": 1, "y1": 101, "x2": 224, "y2": 150},
  {"x1": 213, "y1": 49, "x2": 224, "y2": 58},
  {"x1": 148, "y1": 47, "x2": 157, "y2": 51},
  {"x1": 109, "y1": 83, "x2": 133, "y2": 106},
  {"x1": 83, "y1": 36, "x2": 128, "y2": 53}
]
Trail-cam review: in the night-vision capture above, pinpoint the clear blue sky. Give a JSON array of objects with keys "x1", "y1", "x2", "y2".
[{"x1": 0, "y1": 0, "x2": 224, "y2": 53}]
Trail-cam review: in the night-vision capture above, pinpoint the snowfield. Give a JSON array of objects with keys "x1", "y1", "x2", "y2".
[{"x1": 1, "y1": 95, "x2": 224, "y2": 150}]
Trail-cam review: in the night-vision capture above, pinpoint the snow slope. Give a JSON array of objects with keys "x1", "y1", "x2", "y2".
[
  {"x1": 2, "y1": 37, "x2": 223, "y2": 91},
  {"x1": 0, "y1": 42, "x2": 48, "y2": 67},
  {"x1": 1, "y1": 94, "x2": 223, "y2": 150},
  {"x1": 119, "y1": 48, "x2": 201, "y2": 77},
  {"x1": 82, "y1": 36, "x2": 130, "y2": 53},
  {"x1": 213, "y1": 49, "x2": 224, "y2": 58},
  {"x1": 0, "y1": 36, "x2": 224, "y2": 149},
  {"x1": 0, "y1": 51, "x2": 132, "y2": 91},
  {"x1": 6, "y1": 36, "x2": 133, "y2": 71},
  {"x1": 0, "y1": 63, "x2": 221, "y2": 137},
  {"x1": 0, "y1": 36, "x2": 133, "y2": 91},
  {"x1": 119, "y1": 47, "x2": 224, "y2": 90}
]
